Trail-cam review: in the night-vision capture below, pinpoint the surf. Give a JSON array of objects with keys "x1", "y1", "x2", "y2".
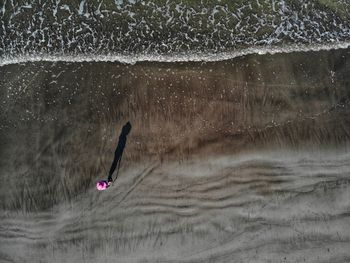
[{"x1": 1, "y1": 41, "x2": 350, "y2": 67}]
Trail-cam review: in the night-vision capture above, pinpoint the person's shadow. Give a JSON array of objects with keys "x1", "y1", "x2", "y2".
[{"x1": 107, "y1": 121, "x2": 132, "y2": 182}]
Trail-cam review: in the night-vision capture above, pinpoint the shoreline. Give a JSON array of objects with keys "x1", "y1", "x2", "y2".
[{"x1": 1, "y1": 41, "x2": 350, "y2": 67}]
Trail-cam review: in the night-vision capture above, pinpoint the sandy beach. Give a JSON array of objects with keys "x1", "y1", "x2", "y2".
[{"x1": 0, "y1": 47, "x2": 350, "y2": 262}]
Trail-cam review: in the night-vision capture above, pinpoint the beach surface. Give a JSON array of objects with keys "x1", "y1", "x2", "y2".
[{"x1": 0, "y1": 47, "x2": 350, "y2": 262}]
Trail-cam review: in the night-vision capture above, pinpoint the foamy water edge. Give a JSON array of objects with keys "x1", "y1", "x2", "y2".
[{"x1": 1, "y1": 42, "x2": 349, "y2": 67}]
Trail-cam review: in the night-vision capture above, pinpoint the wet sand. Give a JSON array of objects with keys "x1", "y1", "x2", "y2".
[{"x1": 0, "y1": 48, "x2": 350, "y2": 262}]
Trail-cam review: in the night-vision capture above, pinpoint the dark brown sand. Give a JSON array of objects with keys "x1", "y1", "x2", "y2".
[
  {"x1": 0, "y1": 48, "x2": 350, "y2": 263},
  {"x1": 1, "y1": 48, "x2": 350, "y2": 210}
]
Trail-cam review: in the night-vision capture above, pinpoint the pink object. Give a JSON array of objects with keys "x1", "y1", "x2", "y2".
[{"x1": 96, "y1": 180, "x2": 108, "y2": 191}]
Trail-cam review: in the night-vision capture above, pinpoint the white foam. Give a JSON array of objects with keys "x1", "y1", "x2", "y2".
[
  {"x1": 0, "y1": 41, "x2": 349, "y2": 67},
  {"x1": 78, "y1": 0, "x2": 86, "y2": 15}
]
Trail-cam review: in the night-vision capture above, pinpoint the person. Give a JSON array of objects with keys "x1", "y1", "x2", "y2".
[
  {"x1": 96, "y1": 121, "x2": 132, "y2": 191},
  {"x1": 96, "y1": 180, "x2": 110, "y2": 191}
]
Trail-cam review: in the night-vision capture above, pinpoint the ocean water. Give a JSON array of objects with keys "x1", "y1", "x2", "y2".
[
  {"x1": 1, "y1": 1, "x2": 350, "y2": 263},
  {"x1": 1, "y1": 0, "x2": 350, "y2": 62}
]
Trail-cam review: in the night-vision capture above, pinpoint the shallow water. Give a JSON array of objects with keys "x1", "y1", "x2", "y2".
[
  {"x1": 0, "y1": 47, "x2": 350, "y2": 262},
  {"x1": 1, "y1": 0, "x2": 350, "y2": 59}
]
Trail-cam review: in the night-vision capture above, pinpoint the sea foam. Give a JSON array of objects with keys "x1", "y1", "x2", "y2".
[{"x1": 1, "y1": 41, "x2": 349, "y2": 67}]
